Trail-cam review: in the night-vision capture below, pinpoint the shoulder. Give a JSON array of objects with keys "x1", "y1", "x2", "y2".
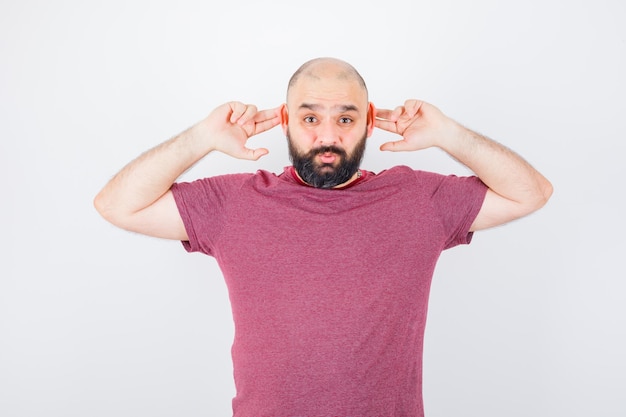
[
  {"x1": 363, "y1": 166, "x2": 485, "y2": 199},
  {"x1": 367, "y1": 165, "x2": 439, "y2": 186},
  {"x1": 377, "y1": 165, "x2": 482, "y2": 184},
  {"x1": 174, "y1": 170, "x2": 280, "y2": 190}
]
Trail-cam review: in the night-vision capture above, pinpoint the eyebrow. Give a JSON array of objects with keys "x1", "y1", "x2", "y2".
[{"x1": 298, "y1": 103, "x2": 359, "y2": 113}]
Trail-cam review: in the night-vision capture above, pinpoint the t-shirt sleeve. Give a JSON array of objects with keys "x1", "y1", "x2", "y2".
[
  {"x1": 170, "y1": 174, "x2": 247, "y2": 256},
  {"x1": 418, "y1": 171, "x2": 488, "y2": 249}
]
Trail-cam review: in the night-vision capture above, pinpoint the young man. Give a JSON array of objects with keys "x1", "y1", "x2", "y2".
[{"x1": 94, "y1": 57, "x2": 552, "y2": 416}]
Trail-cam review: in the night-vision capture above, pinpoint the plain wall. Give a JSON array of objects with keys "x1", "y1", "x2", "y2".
[{"x1": 1, "y1": 0, "x2": 624, "y2": 416}]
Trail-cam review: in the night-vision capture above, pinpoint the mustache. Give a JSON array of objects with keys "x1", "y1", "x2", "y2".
[{"x1": 309, "y1": 145, "x2": 347, "y2": 158}]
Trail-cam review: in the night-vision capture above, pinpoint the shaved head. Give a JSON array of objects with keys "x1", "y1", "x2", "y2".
[{"x1": 286, "y1": 57, "x2": 368, "y2": 102}]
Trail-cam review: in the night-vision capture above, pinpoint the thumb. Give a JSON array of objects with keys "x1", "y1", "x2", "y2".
[
  {"x1": 239, "y1": 147, "x2": 269, "y2": 161},
  {"x1": 379, "y1": 139, "x2": 413, "y2": 152}
]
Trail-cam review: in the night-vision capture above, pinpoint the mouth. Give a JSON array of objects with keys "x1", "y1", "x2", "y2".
[
  {"x1": 314, "y1": 146, "x2": 345, "y2": 166},
  {"x1": 318, "y1": 151, "x2": 338, "y2": 165}
]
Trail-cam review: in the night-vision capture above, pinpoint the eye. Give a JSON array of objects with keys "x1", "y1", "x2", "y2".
[
  {"x1": 304, "y1": 116, "x2": 317, "y2": 123},
  {"x1": 339, "y1": 117, "x2": 353, "y2": 124}
]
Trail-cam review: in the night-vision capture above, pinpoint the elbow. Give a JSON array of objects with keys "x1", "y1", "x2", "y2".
[
  {"x1": 93, "y1": 190, "x2": 111, "y2": 219},
  {"x1": 514, "y1": 176, "x2": 554, "y2": 219},
  {"x1": 93, "y1": 190, "x2": 122, "y2": 226},
  {"x1": 93, "y1": 191, "x2": 106, "y2": 218},
  {"x1": 93, "y1": 192, "x2": 104, "y2": 216},
  {"x1": 537, "y1": 177, "x2": 554, "y2": 208},
  {"x1": 93, "y1": 190, "x2": 146, "y2": 234},
  {"x1": 527, "y1": 176, "x2": 554, "y2": 214}
]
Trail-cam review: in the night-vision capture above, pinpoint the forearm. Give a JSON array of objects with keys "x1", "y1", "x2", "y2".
[
  {"x1": 94, "y1": 123, "x2": 211, "y2": 222},
  {"x1": 441, "y1": 122, "x2": 553, "y2": 209}
]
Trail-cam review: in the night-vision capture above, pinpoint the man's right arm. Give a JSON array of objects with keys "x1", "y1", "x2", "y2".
[{"x1": 93, "y1": 102, "x2": 281, "y2": 240}]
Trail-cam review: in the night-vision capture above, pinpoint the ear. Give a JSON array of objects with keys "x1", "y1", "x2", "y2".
[
  {"x1": 279, "y1": 103, "x2": 289, "y2": 135},
  {"x1": 366, "y1": 102, "x2": 376, "y2": 137}
]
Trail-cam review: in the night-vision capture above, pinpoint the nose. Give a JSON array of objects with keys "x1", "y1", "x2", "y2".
[{"x1": 315, "y1": 120, "x2": 339, "y2": 147}]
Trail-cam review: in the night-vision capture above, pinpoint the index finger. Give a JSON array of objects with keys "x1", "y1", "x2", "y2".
[
  {"x1": 252, "y1": 107, "x2": 282, "y2": 135},
  {"x1": 253, "y1": 106, "x2": 281, "y2": 123},
  {"x1": 374, "y1": 108, "x2": 394, "y2": 121}
]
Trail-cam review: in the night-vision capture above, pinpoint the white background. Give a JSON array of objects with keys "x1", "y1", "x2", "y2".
[{"x1": 1, "y1": 1, "x2": 624, "y2": 416}]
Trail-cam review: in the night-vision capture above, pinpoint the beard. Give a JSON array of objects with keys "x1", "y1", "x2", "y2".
[{"x1": 287, "y1": 129, "x2": 367, "y2": 189}]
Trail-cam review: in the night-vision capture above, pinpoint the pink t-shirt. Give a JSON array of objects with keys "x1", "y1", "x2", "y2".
[{"x1": 171, "y1": 165, "x2": 487, "y2": 417}]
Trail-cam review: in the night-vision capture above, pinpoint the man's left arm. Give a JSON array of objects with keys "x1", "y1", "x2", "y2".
[{"x1": 374, "y1": 99, "x2": 553, "y2": 231}]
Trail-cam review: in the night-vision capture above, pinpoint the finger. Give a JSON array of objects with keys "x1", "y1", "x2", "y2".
[
  {"x1": 254, "y1": 106, "x2": 282, "y2": 122},
  {"x1": 236, "y1": 104, "x2": 258, "y2": 126},
  {"x1": 240, "y1": 147, "x2": 269, "y2": 161},
  {"x1": 253, "y1": 107, "x2": 281, "y2": 125},
  {"x1": 248, "y1": 106, "x2": 280, "y2": 135},
  {"x1": 374, "y1": 118, "x2": 399, "y2": 133},
  {"x1": 403, "y1": 100, "x2": 423, "y2": 118},
  {"x1": 380, "y1": 106, "x2": 404, "y2": 121},
  {"x1": 392, "y1": 105, "x2": 405, "y2": 120},
  {"x1": 374, "y1": 108, "x2": 394, "y2": 120},
  {"x1": 379, "y1": 139, "x2": 412, "y2": 152},
  {"x1": 254, "y1": 115, "x2": 281, "y2": 135},
  {"x1": 228, "y1": 102, "x2": 248, "y2": 124}
]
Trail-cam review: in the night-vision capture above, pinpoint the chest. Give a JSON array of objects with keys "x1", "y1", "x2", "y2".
[{"x1": 214, "y1": 192, "x2": 445, "y2": 294}]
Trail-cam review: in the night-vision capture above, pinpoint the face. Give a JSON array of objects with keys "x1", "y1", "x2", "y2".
[{"x1": 281, "y1": 64, "x2": 374, "y2": 188}]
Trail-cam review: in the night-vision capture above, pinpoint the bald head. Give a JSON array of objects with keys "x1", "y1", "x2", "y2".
[{"x1": 286, "y1": 57, "x2": 368, "y2": 102}]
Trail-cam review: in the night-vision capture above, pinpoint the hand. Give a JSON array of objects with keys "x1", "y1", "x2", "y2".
[
  {"x1": 375, "y1": 99, "x2": 458, "y2": 152},
  {"x1": 200, "y1": 101, "x2": 281, "y2": 160}
]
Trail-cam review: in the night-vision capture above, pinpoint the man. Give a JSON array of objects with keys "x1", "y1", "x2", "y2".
[{"x1": 94, "y1": 57, "x2": 552, "y2": 416}]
